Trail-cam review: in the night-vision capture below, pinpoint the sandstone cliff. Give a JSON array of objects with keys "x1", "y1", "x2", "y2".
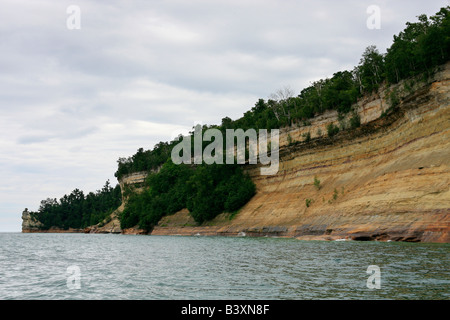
[
  {"x1": 151, "y1": 63, "x2": 450, "y2": 242},
  {"x1": 23, "y1": 63, "x2": 450, "y2": 242}
]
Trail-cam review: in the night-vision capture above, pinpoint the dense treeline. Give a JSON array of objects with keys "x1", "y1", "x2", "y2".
[
  {"x1": 120, "y1": 159, "x2": 255, "y2": 230},
  {"x1": 30, "y1": 180, "x2": 122, "y2": 230},
  {"x1": 114, "y1": 143, "x2": 174, "y2": 181},
  {"x1": 115, "y1": 7, "x2": 449, "y2": 181}
]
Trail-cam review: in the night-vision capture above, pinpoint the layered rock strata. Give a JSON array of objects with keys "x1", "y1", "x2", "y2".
[
  {"x1": 152, "y1": 64, "x2": 450, "y2": 242},
  {"x1": 22, "y1": 64, "x2": 450, "y2": 242}
]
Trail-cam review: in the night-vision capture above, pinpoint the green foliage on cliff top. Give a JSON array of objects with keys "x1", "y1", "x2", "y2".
[{"x1": 30, "y1": 180, "x2": 122, "y2": 230}]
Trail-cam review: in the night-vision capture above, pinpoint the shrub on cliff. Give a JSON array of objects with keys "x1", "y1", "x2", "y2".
[
  {"x1": 350, "y1": 111, "x2": 361, "y2": 129},
  {"x1": 326, "y1": 123, "x2": 340, "y2": 138},
  {"x1": 302, "y1": 131, "x2": 311, "y2": 142},
  {"x1": 314, "y1": 176, "x2": 321, "y2": 190}
]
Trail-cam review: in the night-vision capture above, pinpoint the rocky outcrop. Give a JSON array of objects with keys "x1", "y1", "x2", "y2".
[
  {"x1": 21, "y1": 209, "x2": 43, "y2": 232},
  {"x1": 152, "y1": 63, "x2": 450, "y2": 243},
  {"x1": 22, "y1": 208, "x2": 83, "y2": 233},
  {"x1": 84, "y1": 173, "x2": 150, "y2": 234},
  {"x1": 84, "y1": 204, "x2": 124, "y2": 234},
  {"x1": 118, "y1": 171, "x2": 148, "y2": 191}
]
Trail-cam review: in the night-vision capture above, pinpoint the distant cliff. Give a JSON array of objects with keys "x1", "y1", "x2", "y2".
[{"x1": 21, "y1": 209, "x2": 83, "y2": 233}]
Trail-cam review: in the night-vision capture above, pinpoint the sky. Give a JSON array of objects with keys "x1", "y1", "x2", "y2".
[{"x1": 0, "y1": 0, "x2": 448, "y2": 232}]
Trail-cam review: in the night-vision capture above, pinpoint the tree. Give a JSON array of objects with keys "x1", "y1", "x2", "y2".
[
  {"x1": 357, "y1": 45, "x2": 385, "y2": 92},
  {"x1": 269, "y1": 86, "x2": 295, "y2": 125},
  {"x1": 384, "y1": 8, "x2": 450, "y2": 83}
]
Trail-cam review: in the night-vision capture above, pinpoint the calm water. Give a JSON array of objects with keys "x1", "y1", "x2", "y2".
[{"x1": 0, "y1": 233, "x2": 448, "y2": 300}]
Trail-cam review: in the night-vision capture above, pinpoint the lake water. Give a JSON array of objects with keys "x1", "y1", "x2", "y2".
[{"x1": 0, "y1": 233, "x2": 448, "y2": 300}]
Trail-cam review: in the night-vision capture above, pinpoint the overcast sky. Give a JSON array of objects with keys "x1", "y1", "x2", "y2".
[{"x1": 0, "y1": 0, "x2": 447, "y2": 232}]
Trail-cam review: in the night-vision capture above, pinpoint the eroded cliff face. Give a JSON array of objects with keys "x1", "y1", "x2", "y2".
[
  {"x1": 152, "y1": 63, "x2": 450, "y2": 242},
  {"x1": 84, "y1": 172, "x2": 149, "y2": 234},
  {"x1": 83, "y1": 204, "x2": 123, "y2": 234},
  {"x1": 24, "y1": 64, "x2": 449, "y2": 242}
]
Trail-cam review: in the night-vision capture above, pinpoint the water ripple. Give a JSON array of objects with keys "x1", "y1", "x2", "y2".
[{"x1": 0, "y1": 233, "x2": 448, "y2": 299}]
